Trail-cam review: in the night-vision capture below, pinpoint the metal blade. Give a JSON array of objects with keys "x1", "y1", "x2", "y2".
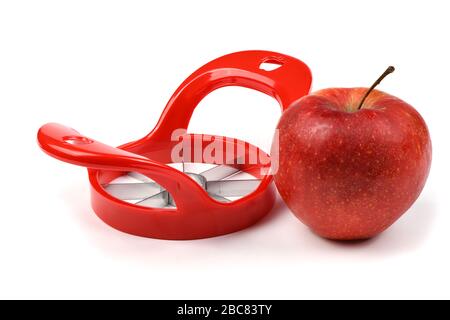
[
  {"x1": 127, "y1": 172, "x2": 154, "y2": 183},
  {"x1": 200, "y1": 164, "x2": 240, "y2": 181},
  {"x1": 104, "y1": 164, "x2": 259, "y2": 208},
  {"x1": 104, "y1": 182, "x2": 161, "y2": 200},
  {"x1": 206, "y1": 179, "x2": 261, "y2": 197},
  {"x1": 135, "y1": 190, "x2": 170, "y2": 208},
  {"x1": 208, "y1": 192, "x2": 231, "y2": 203},
  {"x1": 181, "y1": 162, "x2": 201, "y2": 174}
]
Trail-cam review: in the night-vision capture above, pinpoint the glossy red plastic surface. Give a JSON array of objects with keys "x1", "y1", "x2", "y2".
[{"x1": 37, "y1": 50, "x2": 312, "y2": 239}]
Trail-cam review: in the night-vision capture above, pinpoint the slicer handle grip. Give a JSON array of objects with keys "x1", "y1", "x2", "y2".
[
  {"x1": 37, "y1": 123, "x2": 214, "y2": 210},
  {"x1": 148, "y1": 50, "x2": 312, "y2": 141},
  {"x1": 37, "y1": 123, "x2": 150, "y2": 169}
]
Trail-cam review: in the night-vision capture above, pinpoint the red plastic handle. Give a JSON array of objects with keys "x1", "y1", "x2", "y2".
[
  {"x1": 37, "y1": 123, "x2": 214, "y2": 211},
  {"x1": 147, "y1": 50, "x2": 312, "y2": 141},
  {"x1": 37, "y1": 123, "x2": 148, "y2": 169}
]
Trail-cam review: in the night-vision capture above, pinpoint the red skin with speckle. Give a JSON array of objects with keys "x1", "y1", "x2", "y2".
[{"x1": 273, "y1": 88, "x2": 432, "y2": 240}]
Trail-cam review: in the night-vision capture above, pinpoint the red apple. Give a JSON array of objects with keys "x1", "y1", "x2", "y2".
[{"x1": 273, "y1": 68, "x2": 432, "y2": 240}]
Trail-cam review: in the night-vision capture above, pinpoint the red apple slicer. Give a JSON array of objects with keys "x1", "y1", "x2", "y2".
[{"x1": 37, "y1": 50, "x2": 312, "y2": 239}]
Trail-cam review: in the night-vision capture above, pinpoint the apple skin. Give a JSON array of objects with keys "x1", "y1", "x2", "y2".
[{"x1": 273, "y1": 88, "x2": 431, "y2": 240}]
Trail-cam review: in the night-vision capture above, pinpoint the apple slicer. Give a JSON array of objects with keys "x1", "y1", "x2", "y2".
[{"x1": 37, "y1": 51, "x2": 312, "y2": 239}]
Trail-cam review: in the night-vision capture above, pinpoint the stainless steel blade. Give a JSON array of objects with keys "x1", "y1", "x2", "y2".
[
  {"x1": 135, "y1": 190, "x2": 170, "y2": 208},
  {"x1": 185, "y1": 172, "x2": 207, "y2": 189},
  {"x1": 208, "y1": 192, "x2": 231, "y2": 203},
  {"x1": 127, "y1": 172, "x2": 154, "y2": 183},
  {"x1": 181, "y1": 162, "x2": 201, "y2": 174},
  {"x1": 104, "y1": 182, "x2": 161, "y2": 200},
  {"x1": 206, "y1": 179, "x2": 261, "y2": 197},
  {"x1": 200, "y1": 164, "x2": 240, "y2": 181},
  {"x1": 105, "y1": 164, "x2": 259, "y2": 208}
]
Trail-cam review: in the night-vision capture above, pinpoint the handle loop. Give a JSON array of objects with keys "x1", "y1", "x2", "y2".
[{"x1": 147, "y1": 50, "x2": 312, "y2": 141}]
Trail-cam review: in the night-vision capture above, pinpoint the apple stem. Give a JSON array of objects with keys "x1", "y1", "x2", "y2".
[{"x1": 357, "y1": 66, "x2": 395, "y2": 110}]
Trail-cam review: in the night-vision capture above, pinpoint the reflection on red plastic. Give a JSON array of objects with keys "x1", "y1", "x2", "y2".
[{"x1": 63, "y1": 136, "x2": 94, "y2": 145}]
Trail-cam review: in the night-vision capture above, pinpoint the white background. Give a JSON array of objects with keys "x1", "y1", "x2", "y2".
[{"x1": 0, "y1": 0, "x2": 448, "y2": 299}]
